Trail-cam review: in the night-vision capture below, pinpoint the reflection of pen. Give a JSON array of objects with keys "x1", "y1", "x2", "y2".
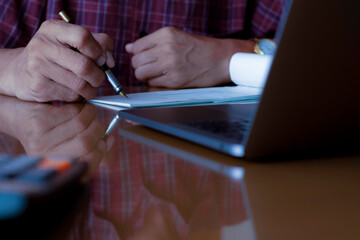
[
  {"x1": 104, "y1": 113, "x2": 121, "y2": 137},
  {"x1": 58, "y1": 11, "x2": 128, "y2": 98}
]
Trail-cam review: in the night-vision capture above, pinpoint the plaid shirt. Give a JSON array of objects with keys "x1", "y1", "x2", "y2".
[
  {"x1": 68, "y1": 137, "x2": 248, "y2": 240},
  {"x1": 0, "y1": 107, "x2": 248, "y2": 239},
  {"x1": 0, "y1": 0, "x2": 285, "y2": 87}
]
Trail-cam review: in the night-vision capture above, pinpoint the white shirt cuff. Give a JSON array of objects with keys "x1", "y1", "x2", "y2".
[{"x1": 229, "y1": 53, "x2": 273, "y2": 88}]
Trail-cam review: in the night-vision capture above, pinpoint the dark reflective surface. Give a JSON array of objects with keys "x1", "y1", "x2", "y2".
[{"x1": 0, "y1": 93, "x2": 359, "y2": 240}]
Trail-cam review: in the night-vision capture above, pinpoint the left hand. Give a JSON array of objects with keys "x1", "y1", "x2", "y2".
[{"x1": 125, "y1": 26, "x2": 255, "y2": 88}]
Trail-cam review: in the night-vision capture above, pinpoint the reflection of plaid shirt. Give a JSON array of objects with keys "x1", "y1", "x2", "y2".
[
  {"x1": 0, "y1": 0, "x2": 285, "y2": 87},
  {"x1": 69, "y1": 137, "x2": 248, "y2": 240}
]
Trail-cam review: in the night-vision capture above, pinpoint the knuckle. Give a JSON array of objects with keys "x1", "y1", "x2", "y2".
[
  {"x1": 71, "y1": 77, "x2": 87, "y2": 92},
  {"x1": 162, "y1": 26, "x2": 176, "y2": 35},
  {"x1": 39, "y1": 19, "x2": 56, "y2": 31},
  {"x1": 68, "y1": 76, "x2": 97, "y2": 99},
  {"x1": 76, "y1": 28, "x2": 103, "y2": 60},
  {"x1": 76, "y1": 27, "x2": 92, "y2": 48},
  {"x1": 65, "y1": 91, "x2": 81, "y2": 102},
  {"x1": 73, "y1": 116, "x2": 89, "y2": 133},
  {"x1": 28, "y1": 81, "x2": 47, "y2": 100},
  {"x1": 161, "y1": 26, "x2": 177, "y2": 40},
  {"x1": 76, "y1": 57, "x2": 93, "y2": 76},
  {"x1": 29, "y1": 80, "x2": 45, "y2": 93},
  {"x1": 98, "y1": 33, "x2": 114, "y2": 50},
  {"x1": 27, "y1": 36, "x2": 45, "y2": 57}
]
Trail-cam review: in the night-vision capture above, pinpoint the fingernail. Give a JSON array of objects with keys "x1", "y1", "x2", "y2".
[
  {"x1": 96, "y1": 55, "x2": 106, "y2": 66},
  {"x1": 106, "y1": 51, "x2": 115, "y2": 68},
  {"x1": 125, "y1": 43, "x2": 134, "y2": 52}
]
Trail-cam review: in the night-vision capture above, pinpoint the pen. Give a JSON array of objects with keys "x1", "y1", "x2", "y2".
[
  {"x1": 103, "y1": 113, "x2": 121, "y2": 137},
  {"x1": 58, "y1": 11, "x2": 128, "y2": 98}
]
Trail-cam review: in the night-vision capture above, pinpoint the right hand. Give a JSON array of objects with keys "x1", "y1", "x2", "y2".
[
  {"x1": 3, "y1": 19, "x2": 114, "y2": 102},
  {"x1": 10, "y1": 101, "x2": 115, "y2": 181}
]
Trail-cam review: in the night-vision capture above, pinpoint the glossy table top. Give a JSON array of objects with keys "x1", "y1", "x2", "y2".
[{"x1": 0, "y1": 92, "x2": 359, "y2": 240}]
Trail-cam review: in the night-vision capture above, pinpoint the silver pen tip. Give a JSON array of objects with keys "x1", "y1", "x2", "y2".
[{"x1": 119, "y1": 90, "x2": 128, "y2": 98}]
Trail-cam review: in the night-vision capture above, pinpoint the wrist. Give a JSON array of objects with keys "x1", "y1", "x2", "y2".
[
  {"x1": 0, "y1": 48, "x2": 24, "y2": 97},
  {"x1": 211, "y1": 38, "x2": 233, "y2": 85},
  {"x1": 218, "y1": 38, "x2": 256, "y2": 83},
  {"x1": 216, "y1": 39, "x2": 254, "y2": 78}
]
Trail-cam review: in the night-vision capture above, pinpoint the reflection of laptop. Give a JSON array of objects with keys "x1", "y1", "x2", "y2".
[{"x1": 118, "y1": 0, "x2": 360, "y2": 158}]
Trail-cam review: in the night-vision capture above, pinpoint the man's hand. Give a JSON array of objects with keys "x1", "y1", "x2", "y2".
[
  {"x1": 126, "y1": 27, "x2": 255, "y2": 88},
  {"x1": 0, "y1": 19, "x2": 115, "y2": 102},
  {"x1": 0, "y1": 97, "x2": 115, "y2": 181}
]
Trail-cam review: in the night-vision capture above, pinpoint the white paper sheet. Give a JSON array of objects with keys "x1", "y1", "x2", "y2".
[{"x1": 89, "y1": 86, "x2": 262, "y2": 108}]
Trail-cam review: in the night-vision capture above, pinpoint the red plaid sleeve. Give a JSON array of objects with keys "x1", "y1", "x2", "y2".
[{"x1": 0, "y1": 0, "x2": 286, "y2": 87}]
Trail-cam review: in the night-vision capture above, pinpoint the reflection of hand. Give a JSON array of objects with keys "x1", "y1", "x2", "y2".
[
  {"x1": 0, "y1": 95, "x2": 114, "y2": 181},
  {"x1": 15, "y1": 103, "x2": 103, "y2": 155},
  {"x1": 132, "y1": 205, "x2": 180, "y2": 240},
  {"x1": 0, "y1": 19, "x2": 114, "y2": 102},
  {"x1": 125, "y1": 27, "x2": 255, "y2": 88}
]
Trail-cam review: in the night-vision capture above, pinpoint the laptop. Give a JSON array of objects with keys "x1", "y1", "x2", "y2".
[{"x1": 118, "y1": 0, "x2": 360, "y2": 158}]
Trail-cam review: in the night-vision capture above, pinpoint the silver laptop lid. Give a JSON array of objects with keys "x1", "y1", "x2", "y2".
[{"x1": 244, "y1": 0, "x2": 360, "y2": 158}]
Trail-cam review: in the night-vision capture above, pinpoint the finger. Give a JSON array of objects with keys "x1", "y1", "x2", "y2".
[
  {"x1": 147, "y1": 75, "x2": 173, "y2": 88},
  {"x1": 134, "y1": 61, "x2": 165, "y2": 81},
  {"x1": 25, "y1": 104, "x2": 86, "y2": 150},
  {"x1": 39, "y1": 19, "x2": 106, "y2": 65},
  {"x1": 44, "y1": 81, "x2": 83, "y2": 102},
  {"x1": 30, "y1": 104, "x2": 84, "y2": 133},
  {"x1": 42, "y1": 82, "x2": 81, "y2": 102},
  {"x1": 148, "y1": 75, "x2": 193, "y2": 89},
  {"x1": 131, "y1": 48, "x2": 159, "y2": 69},
  {"x1": 47, "y1": 119, "x2": 106, "y2": 156},
  {"x1": 130, "y1": 27, "x2": 179, "y2": 54},
  {"x1": 129, "y1": 34, "x2": 158, "y2": 54},
  {"x1": 40, "y1": 54, "x2": 98, "y2": 99},
  {"x1": 92, "y1": 33, "x2": 115, "y2": 67},
  {"x1": 92, "y1": 33, "x2": 114, "y2": 52},
  {"x1": 40, "y1": 104, "x2": 98, "y2": 149},
  {"x1": 23, "y1": 75, "x2": 82, "y2": 102},
  {"x1": 38, "y1": 40, "x2": 106, "y2": 88},
  {"x1": 148, "y1": 74, "x2": 192, "y2": 89},
  {"x1": 21, "y1": 104, "x2": 83, "y2": 149},
  {"x1": 105, "y1": 51, "x2": 115, "y2": 68},
  {"x1": 125, "y1": 43, "x2": 134, "y2": 53}
]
